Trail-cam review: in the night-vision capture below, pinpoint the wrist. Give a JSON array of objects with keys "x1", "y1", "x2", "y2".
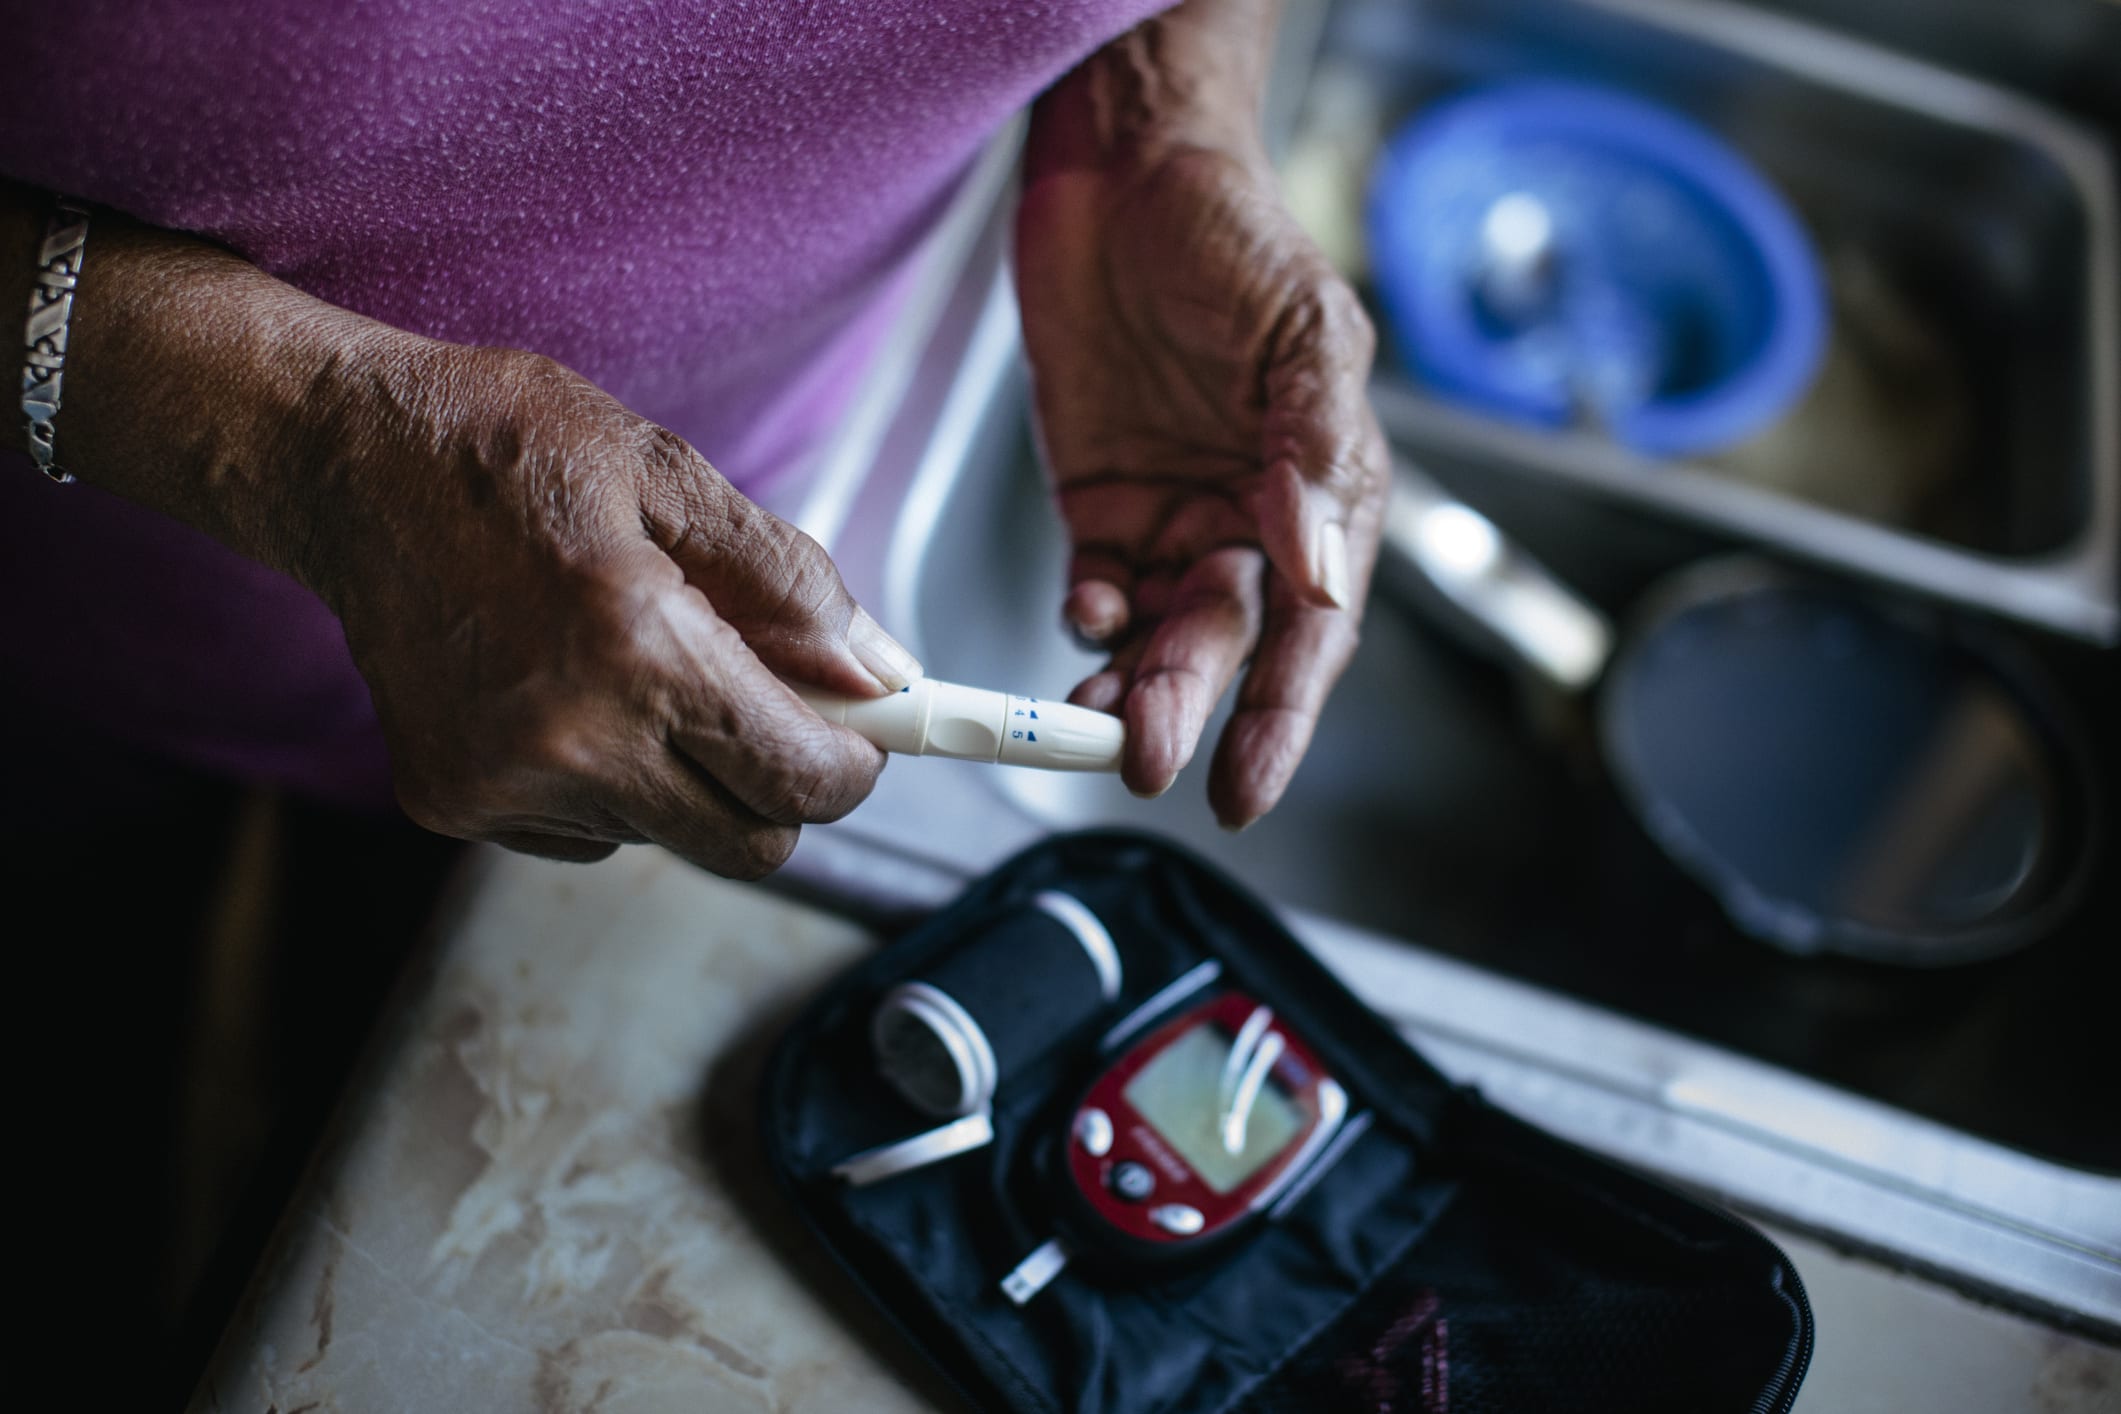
[
  {"x1": 42, "y1": 202, "x2": 425, "y2": 594},
  {"x1": 1028, "y1": 0, "x2": 1280, "y2": 180}
]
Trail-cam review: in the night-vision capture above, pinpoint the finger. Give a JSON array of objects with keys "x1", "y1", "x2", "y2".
[
  {"x1": 1068, "y1": 623, "x2": 1154, "y2": 709},
  {"x1": 1257, "y1": 273, "x2": 1380, "y2": 610},
  {"x1": 1062, "y1": 533, "x2": 1140, "y2": 646},
  {"x1": 1115, "y1": 545, "x2": 1267, "y2": 798},
  {"x1": 652, "y1": 587, "x2": 887, "y2": 826},
  {"x1": 1055, "y1": 479, "x2": 1173, "y2": 640},
  {"x1": 1069, "y1": 667, "x2": 1127, "y2": 714},
  {"x1": 1058, "y1": 481, "x2": 1254, "y2": 655},
  {"x1": 609, "y1": 744, "x2": 804, "y2": 881},
  {"x1": 487, "y1": 832, "x2": 623, "y2": 864},
  {"x1": 1207, "y1": 575, "x2": 1362, "y2": 830},
  {"x1": 1064, "y1": 579, "x2": 1131, "y2": 647},
  {"x1": 637, "y1": 425, "x2": 921, "y2": 696}
]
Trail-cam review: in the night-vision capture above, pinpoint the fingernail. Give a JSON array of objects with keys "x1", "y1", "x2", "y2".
[
  {"x1": 1315, "y1": 519, "x2": 1351, "y2": 609},
  {"x1": 848, "y1": 608, "x2": 923, "y2": 693},
  {"x1": 1064, "y1": 613, "x2": 1110, "y2": 654}
]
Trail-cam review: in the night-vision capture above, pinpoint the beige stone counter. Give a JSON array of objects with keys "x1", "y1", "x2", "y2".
[{"x1": 189, "y1": 845, "x2": 946, "y2": 1414}]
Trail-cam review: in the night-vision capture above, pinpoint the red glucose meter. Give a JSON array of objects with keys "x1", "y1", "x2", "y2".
[{"x1": 1058, "y1": 987, "x2": 1349, "y2": 1262}]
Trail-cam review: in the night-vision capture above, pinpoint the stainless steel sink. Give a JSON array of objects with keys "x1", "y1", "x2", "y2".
[
  {"x1": 1311, "y1": 0, "x2": 2119, "y2": 643},
  {"x1": 770, "y1": 0, "x2": 2121, "y2": 1338}
]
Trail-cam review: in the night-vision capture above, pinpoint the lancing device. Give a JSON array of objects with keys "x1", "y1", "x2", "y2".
[{"x1": 794, "y1": 679, "x2": 1124, "y2": 773}]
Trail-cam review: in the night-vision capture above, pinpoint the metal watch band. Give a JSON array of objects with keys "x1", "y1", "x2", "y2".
[{"x1": 20, "y1": 196, "x2": 91, "y2": 484}]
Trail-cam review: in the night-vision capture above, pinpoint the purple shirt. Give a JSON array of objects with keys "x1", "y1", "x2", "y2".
[{"x1": 1, "y1": 0, "x2": 1163, "y2": 807}]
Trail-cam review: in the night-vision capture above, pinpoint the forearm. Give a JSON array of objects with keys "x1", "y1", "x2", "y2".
[
  {"x1": 1027, "y1": 0, "x2": 1281, "y2": 177},
  {"x1": 2, "y1": 182, "x2": 408, "y2": 586}
]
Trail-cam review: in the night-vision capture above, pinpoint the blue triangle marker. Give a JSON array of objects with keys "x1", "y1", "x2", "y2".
[
  {"x1": 1029, "y1": 710, "x2": 1038, "y2": 719},
  {"x1": 1027, "y1": 731, "x2": 1036, "y2": 742}
]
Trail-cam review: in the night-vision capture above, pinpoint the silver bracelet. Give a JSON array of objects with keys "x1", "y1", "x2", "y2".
[{"x1": 20, "y1": 196, "x2": 91, "y2": 484}]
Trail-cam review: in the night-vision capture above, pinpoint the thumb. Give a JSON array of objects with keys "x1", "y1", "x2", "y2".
[
  {"x1": 700, "y1": 505, "x2": 922, "y2": 697},
  {"x1": 1257, "y1": 277, "x2": 1377, "y2": 611},
  {"x1": 639, "y1": 431, "x2": 921, "y2": 697}
]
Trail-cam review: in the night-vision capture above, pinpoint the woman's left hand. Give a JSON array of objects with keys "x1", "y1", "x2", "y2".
[{"x1": 1016, "y1": 1, "x2": 1388, "y2": 830}]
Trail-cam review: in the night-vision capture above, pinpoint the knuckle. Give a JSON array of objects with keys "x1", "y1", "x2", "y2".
[
  {"x1": 727, "y1": 825, "x2": 799, "y2": 881},
  {"x1": 457, "y1": 346, "x2": 576, "y2": 416},
  {"x1": 781, "y1": 741, "x2": 882, "y2": 825},
  {"x1": 637, "y1": 424, "x2": 735, "y2": 543},
  {"x1": 499, "y1": 348, "x2": 578, "y2": 396},
  {"x1": 1318, "y1": 277, "x2": 1375, "y2": 354},
  {"x1": 758, "y1": 522, "x2": 850, "y2": 625},
  {"x1": 754, "y1": 744, "x2": 833, "y2": 826},
  {"x1": 768, "y1": 768, "x2": 828, "y2": 826},
  {"x1": 1273, "y1": 274, "x2": 1376, "y2": 389},
  {"x1": 776, "y1": 519, "x2": 835, "y2": 571},
  {"x1": 640, "y1": 421, "x2": 719, "y2": 486},
  {"x1": 519, "y1": 712, "x2": 604, "y2": 779}
]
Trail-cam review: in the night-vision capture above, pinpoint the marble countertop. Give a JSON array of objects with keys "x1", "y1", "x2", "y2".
[
  {"x1": 189, "y1": 844, "x2": 2117, "y2": 1414},
  {"x1": 189, "y1": 846, "x2": 949, "y2": 1414}
]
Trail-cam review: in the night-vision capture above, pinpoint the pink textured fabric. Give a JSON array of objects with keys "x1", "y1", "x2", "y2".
[{"x1": 0, "y1": 0, "x2": 1165, "y2": 807}]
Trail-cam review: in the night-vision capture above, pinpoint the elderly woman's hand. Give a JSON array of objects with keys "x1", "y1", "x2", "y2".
[
  {"x1": 298, "y1": 342, "x2": 908, "y2": 873},
  {"x1": 28, "y1": 200, "x2": 910, "y2": 875},
  {"x1": 1015, "y1": 0, "x2": 1388, "y2": 830}
]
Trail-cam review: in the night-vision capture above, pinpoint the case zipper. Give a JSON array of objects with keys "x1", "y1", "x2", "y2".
[
  {"x1": 1584, "y1": 1143, "x2": 1816, "y2": 1414},
  {"x1": 1748, "y1": 1227, "x2": 1817, "y2": 1414}
]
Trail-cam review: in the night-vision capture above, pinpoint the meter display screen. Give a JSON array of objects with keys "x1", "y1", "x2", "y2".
[{"x1": 1122, "y1": 1023, "x2": 1305, "y2": 1193}]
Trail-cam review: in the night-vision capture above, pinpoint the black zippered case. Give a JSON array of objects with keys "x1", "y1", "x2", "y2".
[{"x1": 761, "y1": 830, "x2": 1813, "y2": 1413}]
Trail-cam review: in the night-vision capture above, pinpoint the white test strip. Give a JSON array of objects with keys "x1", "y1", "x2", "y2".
[
  {"x1": 795, "y1": 678, "x2": 1124, "y2": 773},
  {"x1": 999, "y1": 1236, "x2": 1072, "y2": 1306},
  {"x1": 830, "y1": 1111, "x2": 996, "y2": 1187}
]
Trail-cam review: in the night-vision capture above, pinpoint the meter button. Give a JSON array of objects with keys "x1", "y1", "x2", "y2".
[
  {"x1": 1074, "y1": 1107, "x2": 1113, "y2": 1157},
  {"x1": 1108, "y1": 1160, "x2": 1156, "y2": 1203},
  {"x1": 1149, "y1": 1203, "x2": 1205, "y2": 1236}
]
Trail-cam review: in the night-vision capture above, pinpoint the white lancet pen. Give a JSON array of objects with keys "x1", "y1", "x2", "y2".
[{"x1": 793, "y1": 678, "x2": 1125, "y2": 773}]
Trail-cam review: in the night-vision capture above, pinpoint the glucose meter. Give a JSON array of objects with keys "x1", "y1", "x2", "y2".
[
  {"x1": 1000, "y1": 966, "x2": 1359, "y2": 1303},
  {"x1": 1059, "y1": 988, "x2": 1348, "y2": 1258}
]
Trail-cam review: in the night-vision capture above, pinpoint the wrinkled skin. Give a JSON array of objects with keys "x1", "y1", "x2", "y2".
[
  {"x1": 1018, "y1": 136, "x2": 1389, "y2": 828},
  {"x1": 304, "y1": 344, "x2": 909, "y2": 873}
]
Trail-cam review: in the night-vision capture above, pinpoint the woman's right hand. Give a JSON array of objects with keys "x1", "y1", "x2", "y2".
[
  {"x1": 17, "y1": 192, "x2": 912, "y2": 875},
  {"x1": 297, "y1": 341, "x2": 914, "y2": 874}
]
